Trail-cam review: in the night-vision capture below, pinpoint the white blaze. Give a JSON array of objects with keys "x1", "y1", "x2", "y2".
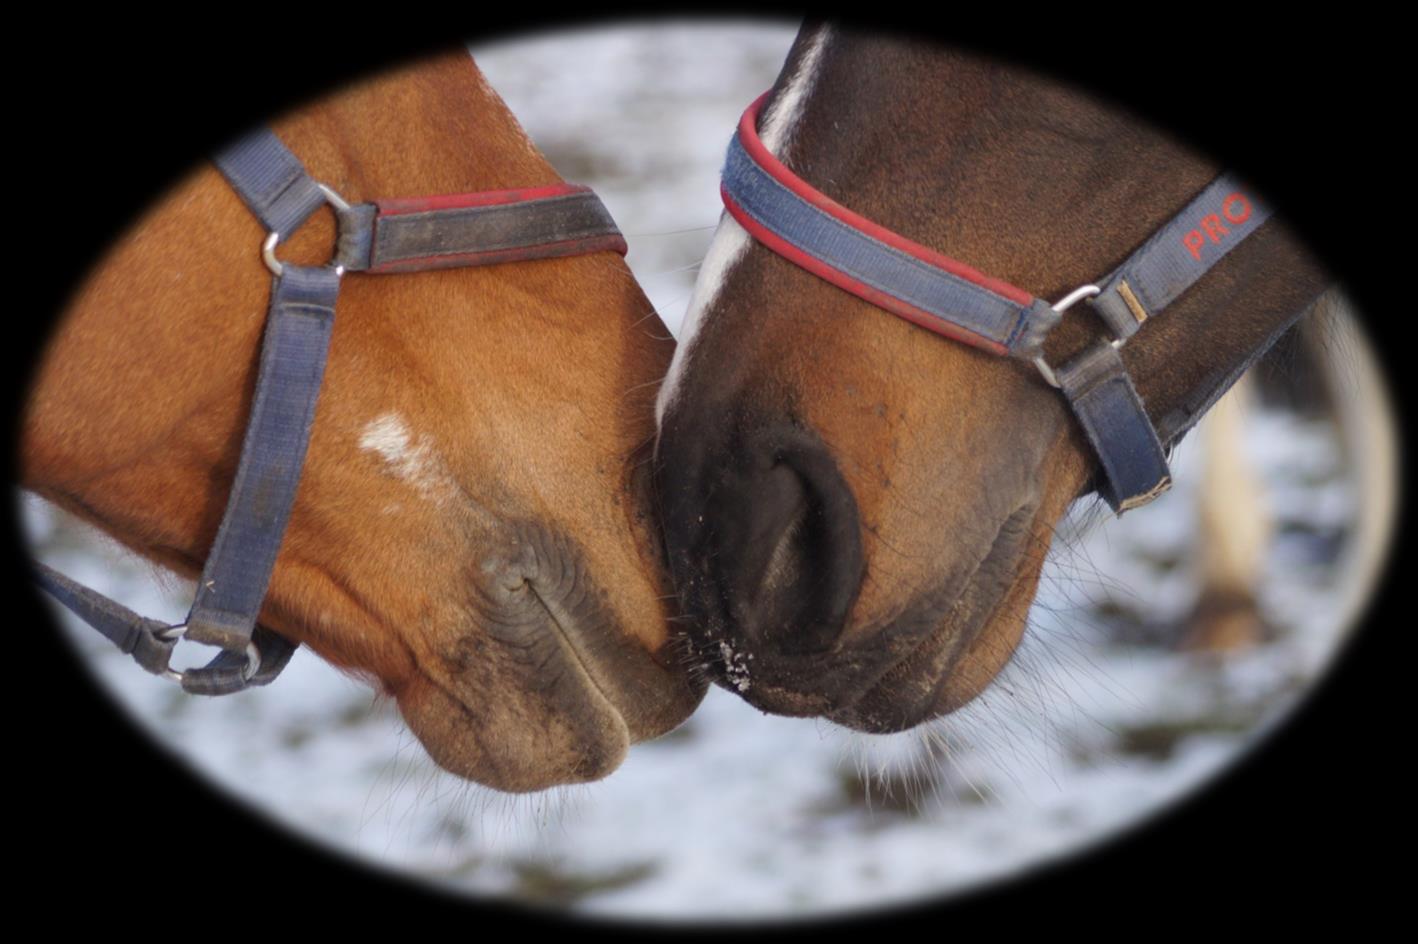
[
  {"x1": 654, "y1": 24, "x2": 833, "y2": 426},
  {"x1": 358, "y1": 413, "x2": 456, "y2": 505}
]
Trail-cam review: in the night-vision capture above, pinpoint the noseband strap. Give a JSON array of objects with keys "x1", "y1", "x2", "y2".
[
  {"x1": 35, "y1": 128, "x2": 628, "y2": 694},
  {"x1": 721, "y1": 92, "x2": 1280, "y2": 514},
  {"x1": 721, "y1": 99, "x2": 1060, "y2": 358}
]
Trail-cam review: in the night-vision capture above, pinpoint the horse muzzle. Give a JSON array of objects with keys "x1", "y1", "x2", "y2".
[
  {"x1": 656, "y1": 401, "x2": 1046, "y2": 726},
  {"x1": 657, "y1": 409, "x2": 899, "y2": 712}
]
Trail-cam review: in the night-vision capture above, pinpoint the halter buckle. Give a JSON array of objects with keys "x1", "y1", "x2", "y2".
[
  {"x1": 261, "y1": 182, "x2": 351, "y2": 278},
  {"x1": 1031, "y1": 285, "x2": 1104, "y2": 388},
  {"x1": 156, "y1": 622, "x2": 262, "y2": 686}
]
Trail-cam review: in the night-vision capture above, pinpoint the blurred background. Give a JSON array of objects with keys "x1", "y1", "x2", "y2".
[{"x1": 19, "y1": 21, "x2": 1398, "y2": 920}]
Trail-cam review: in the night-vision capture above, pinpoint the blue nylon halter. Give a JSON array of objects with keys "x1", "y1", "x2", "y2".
[
  {"x1": 33, "y1": 128, "x2": 628, "y2": 695},
  {"x1": 720, "y1": 94, "x2": 1278, "y2": 513}
]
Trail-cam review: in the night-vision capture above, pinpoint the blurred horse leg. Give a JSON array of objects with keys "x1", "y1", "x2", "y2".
[
  {"x1": 1183, "y1": 289, "x2": 1396, "y2": 652},
  {"x1": 1183, "y1": 374, "x2": 1270, "y2": 651}
]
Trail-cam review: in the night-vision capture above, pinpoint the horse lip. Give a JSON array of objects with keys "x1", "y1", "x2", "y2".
[
  {"x1": 522, "y1": 578, "x2": 621, "y2": 711},
  {"x1": 696, "y1": 614, "x2": 927, "y2": 717},
  {"x1": 712, "y1": 498, "x2": 1040, "y2": 725}
]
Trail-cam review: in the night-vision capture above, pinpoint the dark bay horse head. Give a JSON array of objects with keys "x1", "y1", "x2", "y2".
[
  {"x1": 22, "y1": 50, "x2": 705, "y2": 791},
  {"x1": 654, "y1": 26, "x2": 1329, "y2": 731}
]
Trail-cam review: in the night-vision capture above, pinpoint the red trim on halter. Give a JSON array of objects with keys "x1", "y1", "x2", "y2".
[
  {"x1": 367, "y1": 233, "x2": 629, "y2": 274},
  {"x1": 375, "y1": 183, "x2": 591, "y2": 216},
  {"x1": 735, "y1": 93, "x2": 1035, "y2": 309},
  {"x1": 722, "y1": 188, "x2": 1008, "y2": 355}
]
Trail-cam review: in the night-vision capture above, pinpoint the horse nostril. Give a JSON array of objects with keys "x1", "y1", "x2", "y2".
[
  {"x1": 722, "y1": 461, "x2": 809, "y2": 619},
  {"x1": 706, "y1": 423, "x2": 864, "y2": 654}
]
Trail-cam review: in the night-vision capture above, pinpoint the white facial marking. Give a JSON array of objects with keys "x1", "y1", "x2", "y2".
[
  {"x1": 654, "y1": 215, "x2": 751, "y2": 425},
  {"x1": 756, "y1": 24, "x2": 832, "y2": 155},
  {"x1": 654, "y1": 24, "x2": 833, "y2": 427},
  {"x1": 358, "y1": 413, "x2": 456, "y2": 505}
]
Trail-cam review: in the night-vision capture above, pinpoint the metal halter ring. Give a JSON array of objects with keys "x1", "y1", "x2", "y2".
[
  {"x1": 156, "y1": 623, "x2": 262, "y2": 685},
  {"x1": 1032, "y1": 284, "x2": 1103, "y2": 389},
  {"x1": 261, "y1": 182, "x2": 351, "y2": 278}
]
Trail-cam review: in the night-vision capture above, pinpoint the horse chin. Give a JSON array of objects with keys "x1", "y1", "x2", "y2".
[{"x1": 396, "y1": 657, "x2": 632, "y2": 793}]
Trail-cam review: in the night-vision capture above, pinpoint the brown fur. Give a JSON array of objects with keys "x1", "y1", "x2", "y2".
[
  {"x1": 21, "y1": 50, "x2": 705, "y2": 791},
  {"x1": 656, "y1": 28, "x2": 1328, "y2": 729}
]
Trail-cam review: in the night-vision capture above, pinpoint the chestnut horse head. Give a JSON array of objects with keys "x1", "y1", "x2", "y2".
[
  {"x1": 22, "y1": 49, "x2": 705, "y2": 791},
  {"x1": 654, "y1": 26, "x2": 1329, "y2": 731}
]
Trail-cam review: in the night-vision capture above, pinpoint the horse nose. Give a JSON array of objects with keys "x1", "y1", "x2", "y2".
[{"x1": 660, "y1": 419, "x2": 863, "y2": 655}]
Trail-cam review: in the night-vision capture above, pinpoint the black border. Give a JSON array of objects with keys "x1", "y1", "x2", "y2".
[{"x1": 9, "y1": 9, "x2": 1406, "y2": 933}]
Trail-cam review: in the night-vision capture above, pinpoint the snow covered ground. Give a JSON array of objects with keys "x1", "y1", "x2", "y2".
[{"x1": 18, "y1": 21, "x2": 1386, "y2": 922}]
